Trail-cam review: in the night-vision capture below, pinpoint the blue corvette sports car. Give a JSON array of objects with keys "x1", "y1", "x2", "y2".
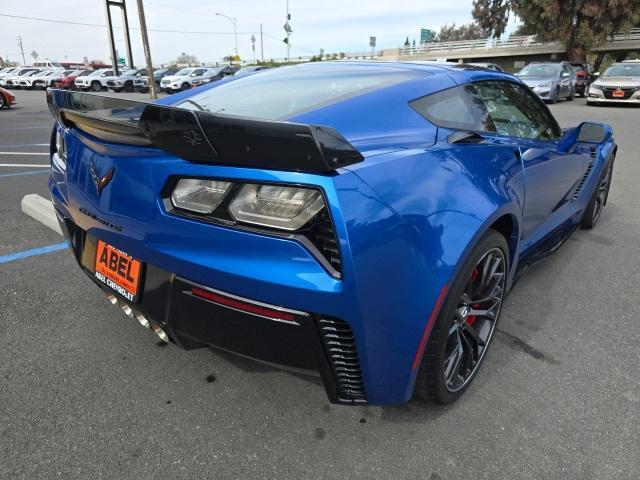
[{"x1": 47, "y1": 62, "x2": 616, "y2": 406}]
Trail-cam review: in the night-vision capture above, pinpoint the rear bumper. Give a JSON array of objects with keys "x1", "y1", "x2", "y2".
[
  {"x1": 57, "y1": 217, "x2": 367, "y2": 404},
  {"x1": 47, "y1": 121, "x2": 447, "y2": 406}
]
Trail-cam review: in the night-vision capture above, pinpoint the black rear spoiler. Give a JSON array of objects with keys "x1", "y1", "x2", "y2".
[{"x1": 46, "y1": 89, "x2": 363, "y2": 173}]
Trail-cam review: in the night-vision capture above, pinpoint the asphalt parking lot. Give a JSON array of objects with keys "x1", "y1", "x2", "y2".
[{"x1": 1, "y1": 90, "x2": 638, "y2": 479}]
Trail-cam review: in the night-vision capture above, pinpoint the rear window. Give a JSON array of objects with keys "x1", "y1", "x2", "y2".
[{"x1": 176, "y1": 63, "x2": 423, "y2": 120}]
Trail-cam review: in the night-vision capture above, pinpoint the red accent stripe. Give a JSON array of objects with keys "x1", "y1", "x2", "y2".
[
  {"x1": 411, "y1": 284, "x2": 449, "y2": 371},
  {"x1": 191, "y1": 287, "x2": 296, "y2": 322}
]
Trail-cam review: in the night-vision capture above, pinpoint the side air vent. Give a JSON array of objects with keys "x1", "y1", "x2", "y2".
[
  {"x1": 307, "y1": 209, "x2": 342, "y2": 275},
  {"x1": 318, "y1": 317, "x2": 367, "y2": 403},
  {"x1": 573, "y1": 158, "x2": 595, "y2": 200}
]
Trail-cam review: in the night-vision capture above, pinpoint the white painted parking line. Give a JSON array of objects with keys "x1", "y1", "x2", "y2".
[
  {"x1": 0, "y1": 143, "x2": 49, "y2": 148},
  {"x1": 21, "y1": 194, "x2": 63, "y2": 235},
  {"x1": 0, "y1": 164, "x2": 50, "y2": 168},
  {"x1": 0, "y1": 152, "x2": 49, "y2": 155}
]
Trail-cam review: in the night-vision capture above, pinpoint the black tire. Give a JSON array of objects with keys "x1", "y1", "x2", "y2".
[
  {"x1": 581, "y1": 159, "x2": 614, "y2": 229},
  {"x1": 123, "y1": 81, "x2": 133, "y2": 93},
  {"x1": 181, "y1": 82, "x2": 190, "y2": 91},
  {"x1": 414, "y1": 229, "x2": 509, "y2": 404},
  {"x1": 91, "y1": 81, "x2": 102, "y2": 92},
  {"x1": 0, "y1": 95, "x2": 5, "y2": 109},
  {"x1": 568, "y1": 87, "x2": 574, "y2": 101}
]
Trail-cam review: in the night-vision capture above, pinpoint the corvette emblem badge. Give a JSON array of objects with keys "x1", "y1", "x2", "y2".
[
  {"x1": 183, "y1": 129, "x2": 204, "y2": 146},
  {"x1": 90, "y1": 161, "x2": 115, "y2": 195}
]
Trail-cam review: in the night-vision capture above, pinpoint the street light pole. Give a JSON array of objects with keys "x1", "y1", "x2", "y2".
[
  {"x1": 215, "y1": 12, "x2": 238, "y2": 58},
  {"x1": 136, "y1": 0, "x2": 158, "y2": 99}
]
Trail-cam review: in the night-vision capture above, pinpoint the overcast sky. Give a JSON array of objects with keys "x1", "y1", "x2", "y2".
[{"x1": 1, "y1": 0, "x2": 485, "y2": 66}]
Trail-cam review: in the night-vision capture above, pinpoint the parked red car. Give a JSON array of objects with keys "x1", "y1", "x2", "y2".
[
  {"x1": 52, "y1": 69, "x2": 87, "y2": 90},
  {"x1": 0, "y1": 86, "x2": 16, "y2": 108}
]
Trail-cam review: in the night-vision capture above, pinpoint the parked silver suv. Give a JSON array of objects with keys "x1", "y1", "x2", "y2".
[{"x1": 516, "y1": 61, "x2": 575, "y2": 103}]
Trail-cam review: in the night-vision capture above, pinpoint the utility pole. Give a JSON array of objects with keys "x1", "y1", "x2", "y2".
[
  {"x1": 136, "y1": 0, "x2": 157, "y2": 99},
  {"x1": 260, "y1": 23, "x2": 264, "y2": 61},
  {"x1": 17, "y1": 36, "x2": 26, "y2": 65},
  {"x1": 251, "y1": 35, "x2": 256, "y2": 64},
  {"x1": 285, "y1": 0, "x2": 291, "y2": 62},
  {"x1": 103, "y1": 1, "x2": 119, "y2": 75}
]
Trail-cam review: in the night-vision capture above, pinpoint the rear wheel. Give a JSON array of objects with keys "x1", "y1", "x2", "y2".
[
  {"x1": 0, "y1": 95, "x2": 5, "y2": 109},
  {"x1": 581, "y1": 160, "x2": 614, "y2": 229},
  {"x1": 414, "y1": 230, "x2": 508, "y2": 404},
  {"x1": 567, "y1": 87, "x2": 574, "y2": 100}
]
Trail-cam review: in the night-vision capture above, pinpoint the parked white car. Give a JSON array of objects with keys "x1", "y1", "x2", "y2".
[
  {"x1": 104, "y1": 68, "x2": 148, "y2": 92},
  {"x1": 1, "y1": 68, "x2": 40, "y2": 88},
  {"x1": 0, "y1": 67, "x2": 20, "y2": 82},
  {"x1": 20, "y1": 70, "x2": 67, "y2": 89},
  {"x1": 74, "y1": 69, "x2": 114, "y2": 91},
  {"x1": 160, "y1": 67, "x2": 210, "y2": 93}
]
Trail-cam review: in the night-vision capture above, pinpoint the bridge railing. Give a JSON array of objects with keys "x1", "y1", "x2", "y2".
[
  {"x1": 607, "y1": 27, "x2": 640, "y2": 42},
  {"x1": 400, "y1": 28, "x2": 640, "y2": 56}
]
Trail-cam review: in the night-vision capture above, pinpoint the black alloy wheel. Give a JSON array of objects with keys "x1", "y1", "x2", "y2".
[
  {"x1": 442, "y1": 247, "x2": 506, "y2": 393},
  {"x1": 414, "y1": 229, "x2": 508, "y2": 404},
  {"x1": 581, "y1": 160, "x2": 614, "y2": 229}
]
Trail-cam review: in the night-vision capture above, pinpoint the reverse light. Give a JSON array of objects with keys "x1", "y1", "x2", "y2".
[
  {"x1": 228, "y1": 184, "x2": 325, "y2": 231},
  {"x1": 55, "y1": 128, "x2": 67, "y2": 163},
  {"x1": 171, "y1": 178, "x2": 231, "y2": 214}
]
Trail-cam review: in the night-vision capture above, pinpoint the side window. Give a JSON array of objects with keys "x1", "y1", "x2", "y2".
[
  {"x1": 473, "y1": 82, "x2": 561, "y2": 141},
  {"x1": 193, "y1": 69, "x2": 205, "y2": 76},
  {"x1": 411, "y1": 81, "x2": 561, "y2": 141}
]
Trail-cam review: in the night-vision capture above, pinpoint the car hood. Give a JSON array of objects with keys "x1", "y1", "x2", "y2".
[
  {"x1": 593, "y1": 76, "x2": 640, "y2": 88},
  {"x1": 520, "y1": 77, "x2": 556, "y2": 86}
]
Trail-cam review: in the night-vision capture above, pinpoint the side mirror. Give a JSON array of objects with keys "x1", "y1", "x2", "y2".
[{"x1": 577, "y1": 122, "x2": 610, "y2": 143}]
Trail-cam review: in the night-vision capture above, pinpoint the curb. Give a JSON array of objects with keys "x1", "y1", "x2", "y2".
[{"x1": 21, "y1": 194, "x2": 63, "y2": 236}]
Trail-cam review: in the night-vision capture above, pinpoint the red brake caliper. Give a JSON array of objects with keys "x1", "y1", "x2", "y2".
[{"x1": 466, "y1": 268, "x2": 478, "y2": 326}]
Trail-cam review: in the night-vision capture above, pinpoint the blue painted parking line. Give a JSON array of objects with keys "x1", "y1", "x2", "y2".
[
  {"x1": 0, "y1": 170, "x2": 49, "y2": 178},
  {"x1": 0, "y1": 242, "x2": 68, "y2": 265}
]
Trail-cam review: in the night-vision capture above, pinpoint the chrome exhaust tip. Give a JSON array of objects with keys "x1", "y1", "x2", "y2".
[
  {"x1": 149, "y1": 320, "x2": 170, "y2": 343},
  {"x1": 135, "y1": 312, "x2": 150, "y2": 328},
  {"x1": 104, "y1": 291, "x2": 169, "y2": 343}
]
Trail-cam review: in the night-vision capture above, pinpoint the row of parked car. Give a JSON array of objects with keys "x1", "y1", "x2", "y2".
[
  {"x1": 0, "y1": 64, "x2": 272, "y2": 95},
  {"x1": 516, "y1": 60, "x2": 640, "y2": 106}
]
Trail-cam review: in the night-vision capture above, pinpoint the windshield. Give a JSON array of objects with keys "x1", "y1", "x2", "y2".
[
  {"x1": 174, "y1": 68, "x2": 195, "y2": 76},
  {"x1": 123, "y1": 69, "x2": 139, "y2": 75},
  {"x1": 205, "y1": 67, "x2": 224, "y2": 76},
  {"x1": 603, "y1": 64, "x2": 640, "y2": 77},
  {"x1": 76, "y1": 70, "x2": 91, "y2": 77},
  {"x1": 176, "y1": 63, "x2": 422, "y2": 120},
  {"x1": 88, "y1": 70, "x2": 105, "y2": 76},
  {"x1": 518, "y1": 64, "x2": 561, "y2": 77}
]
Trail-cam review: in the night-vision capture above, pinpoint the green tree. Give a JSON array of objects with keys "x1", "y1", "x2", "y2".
[
  {"x1": 437, "y1": 22, "x2": 484, "y2": 42},
  {"x1": 472, "y1": 0, "x2": 511, "y2": 37},
  {"x1": 474, "y1": 0, "x2": 640, "y2": 62},
  {"x1": 175, "y1": 52, "x2": 198, "y2": 64},
  {"x1": 514, "y1": 0, "x2": 640, "y2": 62}
]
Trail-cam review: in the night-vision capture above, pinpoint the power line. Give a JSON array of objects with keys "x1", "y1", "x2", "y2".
[
  {"x1": 1, "y1": 11, "x2": 319, "y2": 57},
  {"x1": 0, "y1": 12, "x2": 253, "y2": 35}
]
